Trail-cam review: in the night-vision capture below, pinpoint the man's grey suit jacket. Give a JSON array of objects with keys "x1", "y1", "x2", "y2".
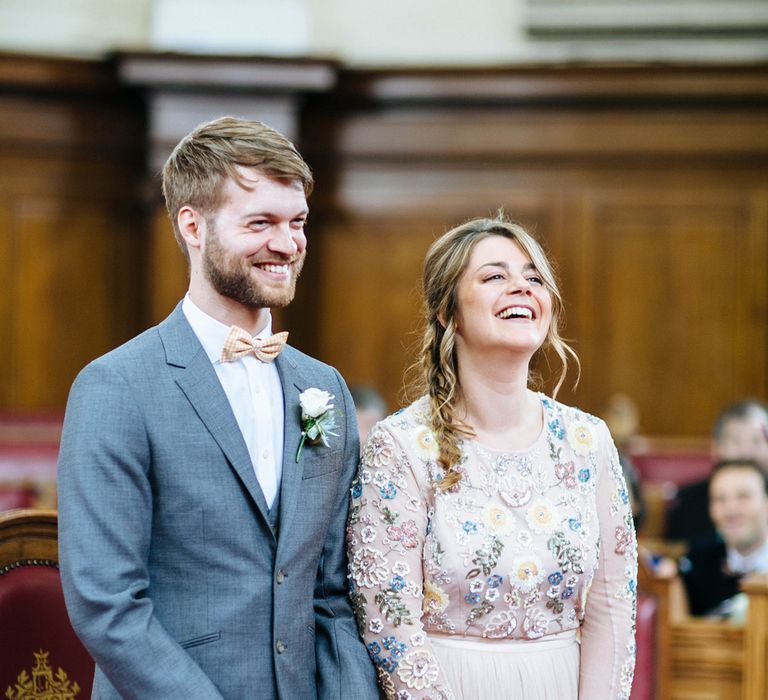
[{"x1": 57, "y1": 304, "x2": 378, "y2": 699}]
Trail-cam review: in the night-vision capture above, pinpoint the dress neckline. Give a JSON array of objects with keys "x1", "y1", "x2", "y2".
[{"x1": 466, "y1": 392, "x2": 549, "y2": 455}]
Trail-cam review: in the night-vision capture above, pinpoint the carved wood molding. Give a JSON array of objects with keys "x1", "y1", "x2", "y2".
[
  {"x1": 117, "y1": 51, "x2": 337, "y2": 92},
  {"x1": 0, "y1": 52, "x2": 143, "y2": 157},
  {"x1": 304, "y1": 64, "x2": 768, "y2": 169},
  {"x1": 337, "y1": 64, "x2": 768, "y2": 103},
  {"x1": 524, "y1": 1, "x2": 768, "y2": 36},
  {"x1": 0, "y1": 52, "x2": 114, "y2": 91}
]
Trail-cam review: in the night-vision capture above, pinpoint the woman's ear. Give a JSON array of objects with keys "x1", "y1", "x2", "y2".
[{"x1": 437, "y1": 300, "x2": 452, "y2": 329}]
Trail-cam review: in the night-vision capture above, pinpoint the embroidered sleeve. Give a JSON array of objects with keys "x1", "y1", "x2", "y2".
[
  {"x1": 347, "y1": 422, "x2": 455, "y2": 700},
  {"x1": 578, "y1": 420, "x2": 637, "y2": 700}
]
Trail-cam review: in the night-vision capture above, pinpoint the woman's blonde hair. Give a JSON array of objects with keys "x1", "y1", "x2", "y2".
[{"x1": 413, "y1": 217, "x2": 578, "y2": 489}]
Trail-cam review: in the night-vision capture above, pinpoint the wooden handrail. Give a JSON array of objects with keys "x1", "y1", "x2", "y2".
[{"x1": 741, "y1": 574, "x2": 768, "y2": 700}]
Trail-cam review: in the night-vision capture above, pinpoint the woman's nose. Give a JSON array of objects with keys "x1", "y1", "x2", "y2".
[{"x1": 507, "y1": 275, "x2": 532, "y2": 295}]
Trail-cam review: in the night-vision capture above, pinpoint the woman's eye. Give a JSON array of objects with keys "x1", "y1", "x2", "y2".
[
  {"x1": 484, "y1": 274, "x2": 504, "y2": 282},
  {"x1": 527, "y1": 276, "x2": 544, "y2": 286}
]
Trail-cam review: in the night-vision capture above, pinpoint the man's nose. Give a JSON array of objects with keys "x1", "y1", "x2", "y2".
[{"x1": 268, "y1": 224, "x2": 299, "y2": 255}]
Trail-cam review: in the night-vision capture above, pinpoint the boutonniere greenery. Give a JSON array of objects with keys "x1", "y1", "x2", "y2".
[{"x1": 296, "y1": 388, "x2": 339, "y2": 463}]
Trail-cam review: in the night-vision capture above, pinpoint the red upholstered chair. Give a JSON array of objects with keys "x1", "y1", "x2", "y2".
[
  {"x1": 631, "y1": 593, "x2": 657, "y2": 700},
  {"x1": 0, "y1": 482, "x2": 38, "y2": 511},
  {"x1": 0, "y1": 509, "x2": 94, "y2": 699}
]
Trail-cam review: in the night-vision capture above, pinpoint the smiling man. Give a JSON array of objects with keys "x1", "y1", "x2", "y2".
[
  {"x1": 57, "y1": 117, "x2": 378, "y2": 699},
  {"x1": 680, "y1": 459, "x2": 768, "y2": 617},
  {"x1": 667, "y1": 399, "x2": 768, "y2": 544}
]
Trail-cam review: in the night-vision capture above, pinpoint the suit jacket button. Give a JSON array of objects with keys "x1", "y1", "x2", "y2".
[
  {"x1": 276, "y1": 569, "x2": 285, "y2": 584},
  {"x1": 276, "y1": 640, "x2": 286, "y2": 654}
]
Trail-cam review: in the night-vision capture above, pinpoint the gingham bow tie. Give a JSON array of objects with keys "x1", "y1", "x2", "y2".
[{"x1": 220, "y1": 326, "x2": 288, "y2": 364}]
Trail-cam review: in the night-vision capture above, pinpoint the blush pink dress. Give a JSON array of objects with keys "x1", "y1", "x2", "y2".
[{"x1": 347, "y1": 394, "x2": 637, "y2": 700}]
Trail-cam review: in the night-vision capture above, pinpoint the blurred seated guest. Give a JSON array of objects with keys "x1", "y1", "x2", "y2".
[
  {"x1": 350, "y1": 385, "x2": 387, "y2": 446},
  {"x1": 603, "y1": 392, "x2": 640, "y2": 453},
  {"x1": 667, "y1": 399, "x2": 768, "y2": 544},
  {"x1": 679, "y1": 459, "x2": 768, "y2": 619}
]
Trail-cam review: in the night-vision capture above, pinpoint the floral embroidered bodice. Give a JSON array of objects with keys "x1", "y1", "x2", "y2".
[{"x1": 347, "y1": 394, "x2": 637, "y2": 700}]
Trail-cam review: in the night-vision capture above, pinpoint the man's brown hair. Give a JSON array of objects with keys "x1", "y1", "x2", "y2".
[{"x1": 161, "y1": 116, "x2": 314, "y2": 256}]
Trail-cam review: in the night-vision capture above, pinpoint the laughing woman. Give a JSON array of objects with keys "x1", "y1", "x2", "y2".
[{"x1": 347, "y1": 218, "x2": 636, "y2": 699}]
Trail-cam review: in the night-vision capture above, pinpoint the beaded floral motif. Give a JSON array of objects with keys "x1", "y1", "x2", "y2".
[{"x1": 347, "y1": 394, "x2": 636, "y2": 699}]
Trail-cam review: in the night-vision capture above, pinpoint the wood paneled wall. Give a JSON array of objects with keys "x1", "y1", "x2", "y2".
[
  {"x1": 0, "y1": 54, "x2": 146, "y2": 410},
  {"x1": 2, "y1": 54, "x2": 766, "y2": 439},
  {"x1": 301, "y1": 65, "x2": 768, "y2": 435}
]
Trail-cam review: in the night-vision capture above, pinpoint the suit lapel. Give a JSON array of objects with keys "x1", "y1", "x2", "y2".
[
  {"x1": 159, "y1": 305, "x2": 273, "y2": 532},
  {"x1": 274, "y1": 348, "x2": 311, "y2": 548}
]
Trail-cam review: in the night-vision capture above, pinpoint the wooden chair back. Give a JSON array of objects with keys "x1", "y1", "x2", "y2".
[{"x1": 0, "y1": 509, "x2": 94, "y2": 699}]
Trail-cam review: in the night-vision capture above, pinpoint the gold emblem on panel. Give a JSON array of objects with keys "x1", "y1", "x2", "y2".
[{"x1": 5, "y1": 650, "x2": 81, "y2": 699}]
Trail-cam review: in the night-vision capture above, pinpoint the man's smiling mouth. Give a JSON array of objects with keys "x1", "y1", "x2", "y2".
[{"x1": 254, "y1": 263, "x2": 291, "y2": 274}]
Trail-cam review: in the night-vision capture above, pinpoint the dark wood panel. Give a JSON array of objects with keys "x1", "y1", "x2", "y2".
[
  {"x1": 577, "y1": 190, "x2": 767, "y2": 434},
  {"x1": 0, "y1": 54, "x2": 145, "y2": 410},
  {"x1": 319, "y1": 108, "x2": 768, "y2": 159},
  {"x1": 7, "y1": 195, "x2": 143, "y2": 408},
  {"x1": 316, "y1": 217, "x2": 436, "y2": 410},
  {"x1": 311, "y1": 172, "x2": 767, "y2": 433},
  {"x1": 0, "y1": 95, "x2": 143, "y2": 163},
  {"x1": 304, "y1": 65, "x2": 768, "y2": 435},
  {"x1": 0, "y1": 52, "x2": 116, "y2": 90},
  {"x1": 147, "y1": 208, "x2": 189, "y2": 324},
  {"x1": 2, "y1": 52, "x2": 766, "y2": 437}
]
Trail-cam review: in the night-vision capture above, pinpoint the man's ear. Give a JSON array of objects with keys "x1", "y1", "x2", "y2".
[{"x1": 177, "y1": 206, "x2": 205, "y2": 252}]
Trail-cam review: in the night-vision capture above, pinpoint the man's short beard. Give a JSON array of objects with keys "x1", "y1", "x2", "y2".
[{"x1": 202, "y1": 222, "x2": 304, "y2": 309}]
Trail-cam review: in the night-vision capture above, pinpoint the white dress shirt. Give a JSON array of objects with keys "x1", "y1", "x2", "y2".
[
  {"x1": 727, "y1": 538, "x2": 768, "y2": 575},
  {"x1": 182, "y1": 294, "x2": 285, "y2": 508}
]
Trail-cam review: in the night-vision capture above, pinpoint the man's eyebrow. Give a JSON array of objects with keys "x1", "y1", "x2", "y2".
[{"x1": 239, "y1": 208, "x2": 309, "y2": 219}]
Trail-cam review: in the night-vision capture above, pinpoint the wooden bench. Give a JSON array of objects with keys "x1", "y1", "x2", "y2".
[{"x1": 639, "y1": 556, "x2": 768, "y2": 699}]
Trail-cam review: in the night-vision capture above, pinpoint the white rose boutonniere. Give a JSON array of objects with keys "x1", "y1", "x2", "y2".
[{"x1": 296, "y1": 388, "x2": 339, "y2": 463}]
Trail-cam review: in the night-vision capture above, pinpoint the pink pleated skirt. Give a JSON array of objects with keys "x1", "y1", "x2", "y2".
[{"x1": 430, "y1": 630, "x2": 579, "y2": 700}]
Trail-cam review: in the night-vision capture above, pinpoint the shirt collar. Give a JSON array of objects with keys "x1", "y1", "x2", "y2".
[
  {"x1": 182, "y1": 293, "x2": 273, "y2": 365},
  {"x1": 726, "y1": 538, "x2": 768, "y2": 574}
]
